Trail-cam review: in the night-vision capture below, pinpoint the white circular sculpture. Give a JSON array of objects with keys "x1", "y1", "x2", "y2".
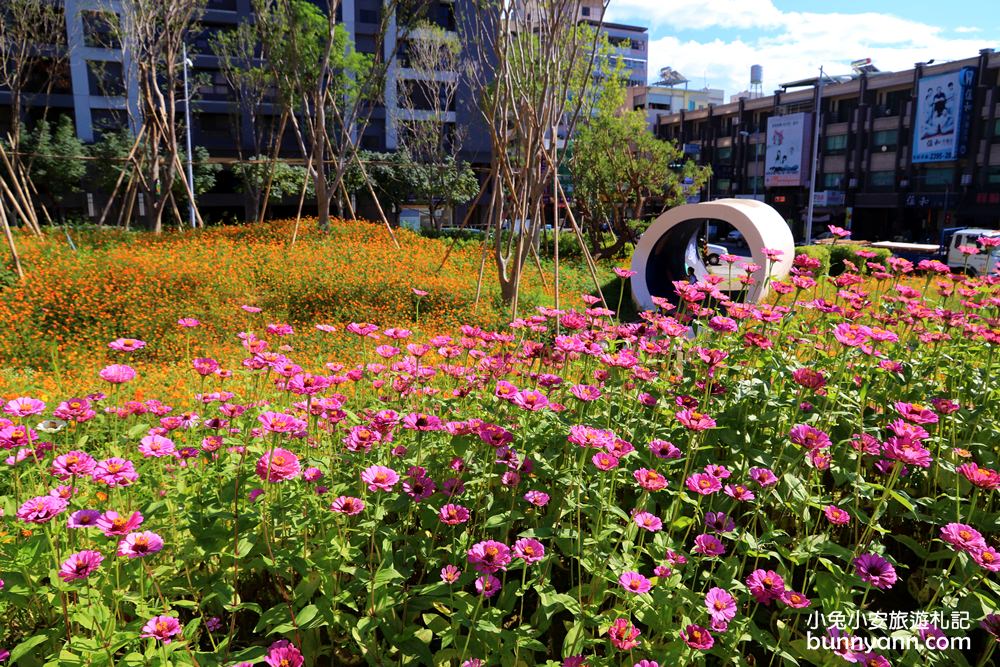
[{"x1": 630, "y1": 198, "x2": 795, "y2": 311}]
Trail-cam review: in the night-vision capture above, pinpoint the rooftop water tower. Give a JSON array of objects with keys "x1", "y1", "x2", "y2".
[{"x1": 750, "y1": 64, "x2": 763, "y2": 98}]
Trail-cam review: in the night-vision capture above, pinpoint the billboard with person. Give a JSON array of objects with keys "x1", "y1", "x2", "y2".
[
  {"x1": 765, "y1": 113, "x2": 810, "y2": 187},
  {"x1": 912, "y1": 67, "x2": 977, "y2": 163}
]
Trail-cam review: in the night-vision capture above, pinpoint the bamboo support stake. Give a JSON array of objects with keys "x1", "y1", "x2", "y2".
[
  {"x1": 0, "y1": 139, "x2": 40, "y2": 234},
  {"x1": 0, "y1": 200, "x2": 25, "y2": 280}
]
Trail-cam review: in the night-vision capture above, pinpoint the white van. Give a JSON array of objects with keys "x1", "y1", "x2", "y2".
[{"x1": 946, "y1": 228, "x2": 1000, "y2": 276}]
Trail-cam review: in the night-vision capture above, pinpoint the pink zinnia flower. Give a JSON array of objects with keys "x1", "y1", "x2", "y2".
[
  {"x1": 109, "y1": 338, "x2": 146, "y2": 352},
  {"x1": 648, "y1": 439, "x2": 681, "y2": 459},
  {"x1": 440, "y1": 564, "x2": 461, "y2": 583},
  {"x1": 257, "y1": 411, "x2": 304, "y2": 434},
  {"x1": 693, "y1": 533, "x2": 726, "y2": 557},
  {"x1": 681, "y1": 624, "x2": 714, "y2": 650},
  {"x1": 633, "y1": 468, "x2": 667, "y2": 491},
  {"x1": 854, "y1": 553, "x2": 897, "y2": 590},
  {"x1": 177, "y1": 318, "x2": 201, "y2": 328},
  {"x1": 138, "y1": 435, "x2": 176, "y2": 459},
  {"x1": 619, "y1": 571, "x2": 652, "y2": 594},
  {"x1": 51, "y1": 450, "x2": 97, "y2": 479},
  {"x1": 402, "y1": 413, "x2": 444, "y2": 431},
  {"x1": 749, "y1": 467, "x2": 778, "y2": 487},
  {"x1": 705, "y1": 587, "x2": 737, "y2": 623},
  {"x1": 973, "y1": 547, "x2": 1000, "y2": 572},
  {"x1": 141, "y1": 615, "x2": 182, "y2": 643},
  {"x1": 117, "y1": 531, "x2": 165, "y2": 558},
  {"x1": 99, "y1": 364, "x2": 136, "y2": 384},
  {"x1": 67, "y1": 509, "x2": 101, "y2": 529},
  {"x1": 93, "y1": 457, "x2": 139, "y2": 487},
  {"x1": 330, "y1": 496, "x2": 365, "y2": 516},
  {"x1": 781, "y1": 590, "x2": 811, "y2": 608},
  {"x1": 883, "y1": 437, "x2": 933, "y2": 468},
  {"x1": 361, "y1": 465, "x2": 399, "y2": 492},
  {"x1": 676, "y1": 409, "x2": 716, "y2": 431},
  {"x1": 632, "y1": 511, "x2": 663, "y2": 532},
  {"x1": 523, "y1": 490, "x2": 550, "y2": 507},
  {"x1": 17, "y1": 495, "x2": 68, "y2": 523},
  {"x1": 514, "y1": 538, "x2": 545, "y2": 564},
  {"x1": 4, "y1": 396, "x2": 46, "y2": 417},
  {"x1": 607, "y1": 617, "x2": 641, "y2": 650},
  {"x1": 746, "y1": 569, "x2": 786, "y2": 603},
  {"x1": 789, "y1": 424, "x2": 831, "y2": 449},
  {"x1": 824, "y1": 505, "x2": 851, "y2": 525},
  {"x1": 264, "y1": 640, "x2": 303, "y2": 667},
  {"x1": 96, "y1": 510, "x2": 144, "y2": 536},
  {"x1": 467, "y1": 540, "x2": 511, "y2": 574},
  {"x1": 255, "y1": 448, "x2": 301, "y2": 482},
  {"x1": 723, "y1": 484, "x2": 755, "y2": 501},
  {"x1": 569, "y1": 384, "x2": 602, "y2": 401},
  {"x1": 192, "y1": 358, "x2": 220, "y2": 376},
  {"x1": 439, "y1": 504, "x2": 470, "y2": 525},
  {"x1": 686, "y1": 473, "x2": 722, "y2": 495},
  {"x1": 893, "y1": 401, "x2": 939, "y2": 425},
  {"x1": 591, "y1": 451, "x2": 619, "y2": 470},
  {"x1": 475, "y1": 574, "x2": 501, "y2": 597},
  {"x1": 58, "y1": 550, "x2": 104, "y2": 582},
  {"x1": 940, "y1": 523, "x2": 986, "y2": 552}
]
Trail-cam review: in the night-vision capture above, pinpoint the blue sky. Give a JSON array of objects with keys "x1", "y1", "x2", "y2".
[{"x1": 605, "y1": 0, "x2": 998, "y2": 97}]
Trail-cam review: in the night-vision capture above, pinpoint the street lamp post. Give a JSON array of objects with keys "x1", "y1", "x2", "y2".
[
  {"x1": 804, "y1": 66, "x2": 825, "y2": 244},
  {"x1": 182, "y1": 43, "x2": 196, "y2": 229}
]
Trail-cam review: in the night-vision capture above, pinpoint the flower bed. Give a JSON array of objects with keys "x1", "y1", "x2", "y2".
[{"x1": 0, "y1": 249, "x2": 998, "y2": 666}]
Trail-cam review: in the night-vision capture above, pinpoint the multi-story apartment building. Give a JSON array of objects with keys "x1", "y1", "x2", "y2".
[
  {"x1": 0, "y1": 0, "x2": 491, "y2": 223},
  {"x1": 656, "y1": 49, "x2": 1000, "y2": 242}
]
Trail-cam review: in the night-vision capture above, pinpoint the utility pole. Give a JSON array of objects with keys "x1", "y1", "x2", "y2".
[
  {"x1": 182, "y1": 43, "x2": 196, "y2": 229},
  {"x1": 804, "y1": 66, "x2": 824, "y2": 244}
]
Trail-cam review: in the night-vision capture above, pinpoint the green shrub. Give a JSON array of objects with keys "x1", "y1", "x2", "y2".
[{"x1": 794, "y1": 245, "x2": 831, "y2": 276}]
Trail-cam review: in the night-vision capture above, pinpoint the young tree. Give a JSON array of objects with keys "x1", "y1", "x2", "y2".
[
  {"x1": 210, "y1": 19, "x2": 283, "y2": 222},
  {"x1": 0, "y1": 0, "x2": 67, "y2": 170},
  {"x1": 572, "y1": 97, "x2": 711, "y2": 258},
  {"x1": 118, "y1": 0, "x2": 207, "y2": 232},
  {"x1": 22, "y1": 115, "x2": 87, "y2": 221},
  {"x1": 464, "y1": 1, "x2": 613, "y2": 312},
  {"x1": 392, "y1": 21, "x2": 476, "y2": 228}
]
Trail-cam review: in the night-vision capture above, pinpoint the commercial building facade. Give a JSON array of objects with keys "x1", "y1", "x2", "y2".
[
  {"x1": 628, "y1": 67, "x2": 724, "y2": 131},
  {"x1": 656, "y1": 49, "x2": 1000, "y2": 242}
]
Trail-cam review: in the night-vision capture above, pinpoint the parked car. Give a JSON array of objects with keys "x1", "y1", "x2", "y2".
[{"x1": 705, "y1": 243, "x2": 727, "y2": 266}]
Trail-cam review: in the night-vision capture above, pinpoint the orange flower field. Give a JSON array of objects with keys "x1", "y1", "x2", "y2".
[{"x1": 0, "y1": 219, "x2": 597, "y2": 401}]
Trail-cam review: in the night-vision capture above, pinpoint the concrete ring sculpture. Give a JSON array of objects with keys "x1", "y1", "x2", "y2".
[{"x1": 630, "y1": 198, "x2": 796, "y2": 311}]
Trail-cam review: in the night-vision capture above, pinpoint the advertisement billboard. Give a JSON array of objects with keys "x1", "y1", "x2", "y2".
[
  {"x1": 765, "y1": 113, "x2": 811, "y2": 187},
  {"x1": 912, "y1": 67, "x2": 977, "y2": 163}
]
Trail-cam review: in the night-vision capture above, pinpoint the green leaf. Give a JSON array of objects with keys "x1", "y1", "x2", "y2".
[{"x1": 11, "y1": 635, "x2": 52, "y2": 664}]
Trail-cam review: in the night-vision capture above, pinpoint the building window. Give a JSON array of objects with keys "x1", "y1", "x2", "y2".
[
  {"x1": 359, "y1": 8, "x2": 380, "y2": 24},
  {"x1": 746, "y1": 176, "x2": 764, "y2": 192},
  {"x1": 986, "y1": 166, "x2": 1000, "y2": 185},
  {"x1": 716, "y1": 179, "x2": 731, "y2": 193},
  {"x1": 872, "y1": 129, "x2": 898, "y2": 151},
  {"x1": 86, "y1": 60, "x2": 125, "y2": 97},
  {"x1": 869, "y1": 170, "x2": 895, "y2": 190},
  {"x1": 716, "y1": 146, "x2": 732, "y2": 164},
  {"x1": 581, "y1": 6, "x2": 590, "y2": 16},
  {"x1": 921, "y1": 167, "x2": 955, "y2": 188},
  {"x1": 822, "y1": 173, "x2": 844, "y2": 189},
  {"x1": 825, "y1": 134, "x2": 848, "y2": 155},
  {"x1": 993, "y1": 118, "x2": 1000, "y2": 138},
  {"x1": 82, "y1": 11, "x2": 121, "y2": 50}
]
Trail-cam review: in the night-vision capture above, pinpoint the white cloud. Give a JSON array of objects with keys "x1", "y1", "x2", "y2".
[
  {"x1": 953, "y1": 26, "x2": 982, "y2": 33},
  {"x1": 606, "y1": 1, "x2": 996, "y2": 95}
]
